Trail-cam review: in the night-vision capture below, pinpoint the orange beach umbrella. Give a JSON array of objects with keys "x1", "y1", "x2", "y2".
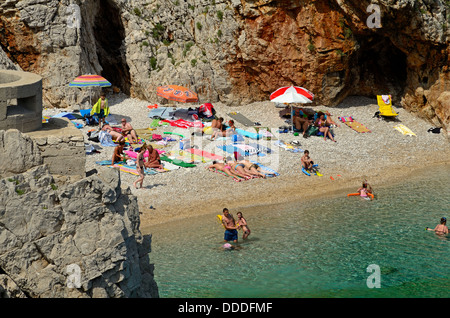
[{"x1": 156, "y1": 85, "x2": 198, "y2": 103}]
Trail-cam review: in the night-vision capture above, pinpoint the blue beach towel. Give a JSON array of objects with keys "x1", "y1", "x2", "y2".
[
  {"x1": 249, "y1": 160, "x2": 280, "y2": 177},
  {"x1": 235, "y1": 128, "x2": 264, "y2": 140}
]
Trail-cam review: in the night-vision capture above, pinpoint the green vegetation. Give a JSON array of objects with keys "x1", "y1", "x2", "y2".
[
  {"x1": 217, "y1": 29, "x2": 222, "y2": 37},
  {"x1": 196, "y1": 22, "x2": 203, "y2": 30},
  {"x1": 15, "y1": 188, "x2": 25, "y2": 195},
  {"x1": 152, "y1": 23, "x2": 165, "y2": 39},
  {"x1": 150, "y1": 57, "x2": 157, "y2": 70},
  {"x1": 191, "y1": 59, "x2": 197, "y2": 67},
  {"x1": 217, "y1": 10, "x2": 223, "y2": 21},
  {"x1": 183, "y1": 41, "x2": 194, "y2": 57},
  {"x1": 51, "y1": 183, "x2": 58, "y2": 191},
  {"x1": 134, "y1": 8, "x2": 142, "y2": 17}
]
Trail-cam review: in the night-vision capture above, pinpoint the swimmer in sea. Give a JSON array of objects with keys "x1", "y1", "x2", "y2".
[{"x1": 427, "y1": 217, "x2": 448, "y2": 235}]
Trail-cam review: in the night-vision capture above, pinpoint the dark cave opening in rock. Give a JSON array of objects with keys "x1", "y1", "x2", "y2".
[
  {"x1": 352, "y1": 34, "x2": 407, "y2": 101},
  {"x1": 93, "y1": 0, "x2": 130, "y2": 95}
]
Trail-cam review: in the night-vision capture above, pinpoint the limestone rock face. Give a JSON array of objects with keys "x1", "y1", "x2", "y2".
[
  {"x1": 0, "y1": 0, "x2": 448, "y2": 130},
  {"x1": 0, "y1": 129, "x2": 42, "y2": 178},
  {"x1": 0, "y1": 165, "x2": 159, "y2": 298}
]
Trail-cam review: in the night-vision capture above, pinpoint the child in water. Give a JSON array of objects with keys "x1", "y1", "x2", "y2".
[{"x1": 237, "y1": 212, "x2": 251, "y2": 240}]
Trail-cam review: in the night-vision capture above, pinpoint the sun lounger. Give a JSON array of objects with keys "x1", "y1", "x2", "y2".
[
  {"x1": 227, "y1": 112, "x2": 255, "y2": 127},
  {"x1": 376, "y1": 95, "x2": 398, "y2": 118}
]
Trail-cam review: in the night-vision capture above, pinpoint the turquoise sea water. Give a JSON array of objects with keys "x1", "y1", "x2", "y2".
[{"x1": 149, "y1": 164, "x2": 450, "y2": 298}]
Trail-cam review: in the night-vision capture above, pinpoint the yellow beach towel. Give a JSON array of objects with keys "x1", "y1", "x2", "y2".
[{"x1": 394, "y1": 124, "x2": 416, "y2": 136}]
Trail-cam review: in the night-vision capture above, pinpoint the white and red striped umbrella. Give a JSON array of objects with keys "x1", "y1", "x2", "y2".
[{"x1": 270, "y1": 86, "x2": 314, "y2": 104}]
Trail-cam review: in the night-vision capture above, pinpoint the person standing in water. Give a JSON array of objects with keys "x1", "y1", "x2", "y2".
[
  {"x1": 222, "y1": 208, "x2": 238, "y2": 243},
  {"x1": 237, "y1": 212, "x2": 251, "y2": 240},
  {"x1": 427, "y1": 217, "x2": 448, "y2": 235}
]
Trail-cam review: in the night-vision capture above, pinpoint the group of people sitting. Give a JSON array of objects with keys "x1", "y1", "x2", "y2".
[
  {"x1": 209, "y1": 117, "x2": 236, "y2": 140},
  {"x1": 207, "y1": 157, "x2": 266, "y2": 180},
  {"x1": 291, "y1": 107, "x2": 338, "y2": 142}
]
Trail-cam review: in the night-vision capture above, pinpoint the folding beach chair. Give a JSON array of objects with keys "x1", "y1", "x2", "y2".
[{"x1": 376, "y1": 95, "x2": 398, "y2": 119}]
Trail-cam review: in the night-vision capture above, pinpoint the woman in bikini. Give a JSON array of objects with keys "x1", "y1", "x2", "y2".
[
  {"x1": 133, "y1": 144, "x2": 146, "y2": 189},
  {"x1": 229, "y1": 161, "x2": 253, "y2": 179},
  {"x1": 237, "y1": 212, "x2": 251, "y2": 240},
  {"x1": 314, "y1": 112, "x2": 336, "y2": 142}
]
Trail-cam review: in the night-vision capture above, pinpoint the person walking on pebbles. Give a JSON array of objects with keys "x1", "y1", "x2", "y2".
[{"x1": 133, "y1": 144, "x2": 146, "y2": 189}]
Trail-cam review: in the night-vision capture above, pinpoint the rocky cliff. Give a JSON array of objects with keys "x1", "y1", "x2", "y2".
[
  {"x1": 0, "y1": 0, "x2": 448, "y2": 130},
  {"x1": 0, "y1": 130, "x2": 158, "y2": 298}
]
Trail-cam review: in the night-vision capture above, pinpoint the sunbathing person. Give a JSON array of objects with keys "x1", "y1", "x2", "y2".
[
  {"x1": 102, "y1": 124, "x2": 125, "y2": 142},
  {"x1": 207, "y1": 161, "x2": 235, "y2": 176},
  {"x1": 112, "y1": 140, "x2": 127, "y2": 164},
  {"x1": 238, "y1": 159, "x2": 266, "y2": 178},
  {"x1": 144, "y1": 145, "x2": 163, "y2": 169},
  {"x1": 324, "y1": 111, "x2": 340, "y2": 127},
  {"x1": 120, "y1": 118, "x2": 138, "y2": 143},
  {"x1": 229, "y1": 161, "x2": 253, "y2": 179},
  {"x1": 314, "y1": 112, "x2": 336, "y2": 142}
]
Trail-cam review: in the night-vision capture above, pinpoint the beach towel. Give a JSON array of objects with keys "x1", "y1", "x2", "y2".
[
  {"x1": 394, "y1": 124, "x2": 416, "y2": 136},
  {"x1": 227, "y1": 112, "x2": 255, "y2": 127},
  {"x1": 148, "y1": 107, "x2": 177, "y2": 119},
  {"x1": 208, "y1": 168, "x2": 245, "y2": 182},
  {"x1": 338, "y1": 116, "x2": 371, "y2": 133},
  {"x1": 248, "y1": 142, "x2": 272, "y2": 155},
  {"x1": 235, "y1": 128, "x2": 264, "y2": 140},
  {"x1": 274, "y1": 140, "x2": 302, "y2": 153},
  {"x1": 184, "y1": 148, "x2": 223, "y2": 160},
  {"x1": 249, "y1": 161, "x2": 280, "y2": 177},
  {"x1": 110, "y1": 164, "x2": 158, "y2": 175},
  {"x1": 161, "y1": 118, "x2": 202, "y2": 129},
  {"x1": 160, "y1": 155, "x2": 196, "y2": 168},
  {"x1": 96, "y1": 160, "x2": 113, "y2": 166},
  {"x1": 218, "y1": 144, "x2": 259, "y2": 157},
  {"x1": 98, "y1": 131, "x2": 116, "y2": 147}
]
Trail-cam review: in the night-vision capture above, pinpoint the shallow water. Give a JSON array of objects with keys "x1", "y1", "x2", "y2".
[{"x1": 149, "y1": 164, "x2": 450, "y2": 298}]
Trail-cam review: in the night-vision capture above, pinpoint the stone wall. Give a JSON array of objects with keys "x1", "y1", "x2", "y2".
[{"x1": 24, "y1": 117, "x2": 85, "y2": 178}]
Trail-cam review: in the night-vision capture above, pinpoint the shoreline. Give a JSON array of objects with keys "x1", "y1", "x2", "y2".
[
  {"x1": 140, "y1": 153, "x2": 450, "y2": 234},
  {"x1": 42, "y1": 94, "x2": 450, "y2": 235}
]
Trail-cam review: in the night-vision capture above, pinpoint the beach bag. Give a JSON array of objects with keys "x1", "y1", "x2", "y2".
[
  {"x1": 85, "y1": 115, "x2": 97, "y2": 126},
  {"x1": 305, "y1": 125, "x2": 319, "y2": 137},
  {"x1": 87, "y1": 130, "x2": 100, "y2": 142}
]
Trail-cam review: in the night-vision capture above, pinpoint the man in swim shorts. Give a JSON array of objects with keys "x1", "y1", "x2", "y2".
[{"x1": 222, "y1": 208, "x2": 238, "y2": 243}]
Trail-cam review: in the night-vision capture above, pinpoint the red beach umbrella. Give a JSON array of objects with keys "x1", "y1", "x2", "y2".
[
  {"x1": 269, "y1": 86, "x2": 314, "y2": 104},
  {"x1": 156, "y1": 85, "x2": 198, "y2": 103},
  {"x1": 270, "y1": 86, "x2": 314, "y2": 133}
]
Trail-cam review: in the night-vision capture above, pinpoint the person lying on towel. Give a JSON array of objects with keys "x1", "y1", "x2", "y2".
[{"x1": 102, "y1": 123, "x2": 125, "y2": 142}]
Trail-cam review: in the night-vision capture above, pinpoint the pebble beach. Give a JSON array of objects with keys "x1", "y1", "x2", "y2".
[{"x1": 43, "y1": 94, "x2": 450, "y2": 232}]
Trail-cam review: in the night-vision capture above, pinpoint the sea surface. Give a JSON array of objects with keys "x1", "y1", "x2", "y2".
[{"x1": 149, "y1": 164, "x2": 450, "y2": 298}]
